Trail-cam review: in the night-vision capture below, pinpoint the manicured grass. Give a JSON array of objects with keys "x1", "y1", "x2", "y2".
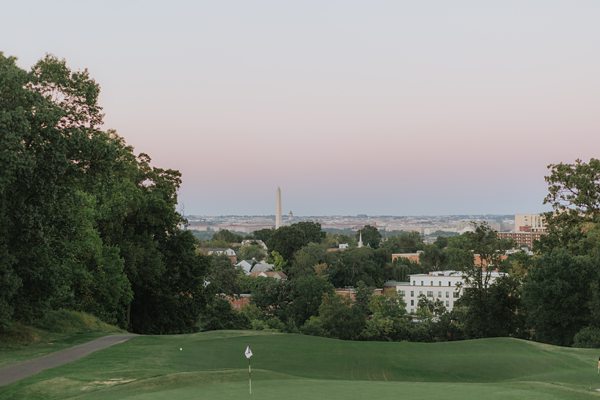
[{"x1": 2, "y1": 331, "x2": 600, "y2": 399}]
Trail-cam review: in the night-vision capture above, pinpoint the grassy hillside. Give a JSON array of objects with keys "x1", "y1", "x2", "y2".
[
  {"x1": 0, "y1": 310, "x2": 121, "y2": 367},
  {"x1": 1, "y1": 331, "x2": 600, "y2": 399}
]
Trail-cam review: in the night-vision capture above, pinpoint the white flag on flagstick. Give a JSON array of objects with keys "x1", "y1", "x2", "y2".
[{"x1": 245, "y1": 345, "x2": 253, "y2": 359}]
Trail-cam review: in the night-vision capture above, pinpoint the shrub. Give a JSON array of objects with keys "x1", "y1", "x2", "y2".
[
  {"x1": 251, "y1": 319, "x2": 268, "y2": 330},
  {"x1": 300, "y1": 316, "x2": 324, "y2": 336},
  {"x1": 573, "y1": 327, "x2": 600, "y2": 348},
  {"x1": 33, "y1": 310, "x2": 119, "y2": 334},
  {"x1": 198, "y1": 298, "x2": 250, "y2": 331}
]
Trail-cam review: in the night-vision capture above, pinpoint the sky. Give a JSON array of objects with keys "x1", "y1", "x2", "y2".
[{"x1": 3, "y1": 0, "x2": 600, "y2": 215}]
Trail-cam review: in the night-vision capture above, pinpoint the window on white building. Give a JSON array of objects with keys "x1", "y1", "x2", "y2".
[
  {"x1": 410, "y1": 291, "x2": 414, "y2": 297},
  {"x1": 438, "y1": 291, "x2": 442, "y2": 297},
  {"x1": 445, "y1": 292, "x2": 449, "y2": 298},
  {"x1": 427, "y1": 291, "x2": 433, "y2": 297},
  {"x1": 453, "y1": 292, "x2": 459, "y2": 298},
  {"x1": 399, "y1": 290, "x2": 405, "y2": 297}
]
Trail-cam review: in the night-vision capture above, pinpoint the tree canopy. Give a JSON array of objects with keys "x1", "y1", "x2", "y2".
[{"x1": 0, "y1": 54, "x2": 207, "y2": 333}]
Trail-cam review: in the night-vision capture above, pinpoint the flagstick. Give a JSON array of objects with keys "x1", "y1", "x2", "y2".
[{"x1": 248, "y1": 358, "x2": 252, "y2": 395}]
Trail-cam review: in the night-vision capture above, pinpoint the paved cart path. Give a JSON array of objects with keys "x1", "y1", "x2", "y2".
[{"x1": 0, "y1": 334, "x2": 136, "y2": 386}]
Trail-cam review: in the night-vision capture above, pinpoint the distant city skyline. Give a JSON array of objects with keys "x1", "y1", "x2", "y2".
[{"x1": 3, "y1": 1, "x2": 600, "y2": 215}]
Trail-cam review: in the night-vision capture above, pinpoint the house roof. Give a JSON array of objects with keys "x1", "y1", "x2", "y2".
[
  {"x1": 250, "y1": 271, "x2": 287, "y2": 280},
  {"x1": 250, "y1": 262, "x2": 274, "y2": 273},
  {"x1": 236, "y1": 260, "x2": 254, "y2": 273}
]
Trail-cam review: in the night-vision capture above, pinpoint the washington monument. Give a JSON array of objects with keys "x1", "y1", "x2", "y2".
[{"x1": 275, "y1": 187, "x2": 282, "y2": 229}]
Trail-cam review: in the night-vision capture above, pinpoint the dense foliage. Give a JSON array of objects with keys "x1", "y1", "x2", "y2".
[{"x1": 0, "y1": 54, "x2": 208, "y2": 334}]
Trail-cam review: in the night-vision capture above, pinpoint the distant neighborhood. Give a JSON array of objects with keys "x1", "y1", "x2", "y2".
[{"x1": 199, "y1": 213, "x2": 544, "y2": 316}]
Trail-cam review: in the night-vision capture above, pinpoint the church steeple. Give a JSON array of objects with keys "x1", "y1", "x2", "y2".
[{"x1": 358, "y1": 230, "x2": 363, "y2": 248}]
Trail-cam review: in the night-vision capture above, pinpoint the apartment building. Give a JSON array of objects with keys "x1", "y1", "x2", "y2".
[{"x1": 392, "y1": 270, "x2": 506, "y2": 314}]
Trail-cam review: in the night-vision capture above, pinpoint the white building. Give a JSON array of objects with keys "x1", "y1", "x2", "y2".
[
  {"x1": 393, "y1": 270, "x2": 506, "y2": 314},
  {"x1": 241, "y1": 239, "x2": 268, "y2": 250},
  {"x1": 515, "y1": 213, "x2": 546, "y2": 232},
  {"x1": 235, "y1": 260, "x2": 275, "y2": 275},
  {"x1": 207, "y1": 248, "x2": 236, "y2": 257}
]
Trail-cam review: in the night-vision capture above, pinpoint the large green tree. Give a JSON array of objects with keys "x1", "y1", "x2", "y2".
[
  {"x1": 267, "y1": 222, "x2": 325, "y2": 262},
  {"x1": 0, "y1": 54, "x2": 132, "y2": 326},
  {"x1": 284, "y1": 275, "x2": 333, "y2": 328},
  {"x1": 523, "y1": 250, "x2": 595, "y2": 345},
  {"x1": 451, "y1": 223, "x2": 516, "y2": 338},
  {"x1": 0, "y1": 53, "x2": 207, "y2": 333},
  {"x1": 522, "y1": 159, "x2": 600, "y2": 345}
]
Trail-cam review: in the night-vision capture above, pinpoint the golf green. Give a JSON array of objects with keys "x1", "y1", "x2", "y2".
[{"x1": 2, "y1": 330, "x2": 600, "y2": 399}]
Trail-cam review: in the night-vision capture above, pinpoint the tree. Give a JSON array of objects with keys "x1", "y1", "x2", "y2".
[
  {"x1": 523, "y1": 249, "x2": 595, "y2": 345},
  {"x1": 0, "y1": 54, "x2": 133, "y2": 326},
  {"x1": 416, "y1": 295, "x2": 447, "y2": 320},
  {"x1": 198, "y1": 297, "x2": 250, "y2": 331},
  {"x1": 449, "y1": 223, "x2": 514, "y2": 338},
  {"x1": 457, "y1": 275, "x2": 523, "y2": 338},
  {"x1": 318, "y1": 293, "x2": 365, "y2": 340},
  {"x1": 0, "y1": 53, "x2": 208, "y2": 333},
  {"x1": 289, "y1": 243, "x2": 328, "y2": 277},
  {"x1": 419, "y1": 244, "x2": 446, "y2": 270},
  {"x1": 459, "y1": 223, "x2": 512, "y2": 289},
  {"x1": 206, "y1": 255, "x2": 240, "y2": 296},
  {"x1": 284, "y1": 275, "x2": 333, "y2": 327},
  {"x1": 380, "y1": 232, "x2": 423, "y2": 253},
  {"x1": 238, "y1": 244, "x2": 267, "y2": 261},
  {"x1": 539, "y1": 159, "x2": 600, "y2": 253},
  {"x1": 357, "y1": 225, "x2": 381, "y2": 248},
  {"x1": 328, "y1": 248, "x2": 382, "y2": 287},
  {"x1": 130, "y1": 230, "x2": 209, "y2": 334},
  {"x1": 522, "y1": 159, "x2": 600, "y2": 345},
  {"x1": 267, "y1": 222, "x2": 325, "y2": 262},
  {"x1": 294, "y1": 221, "x2": 326, "y2": 244},
  {"x1": 212, "y1": 229, "x2": 244, "y2": 244},
  {"x1": 247, "y1": 277, "x2": 285, "y2": 318},
  {"x1": 252, "y1": 229, "x2": 274, "y2": 244},
  {"x1": 362, "y1": 292, "x2": 408, "y2": 341},
  {"x1": 544, "y1": 158, "x2": 600, "y2": 218},
  {"x1": 269, "y1": 251, "x2": 287, "y2": 271}
]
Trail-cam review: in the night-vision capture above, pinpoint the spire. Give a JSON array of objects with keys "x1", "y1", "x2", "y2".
[{"x1": 358, "y1": 230, "x2": 363, "y2": 248}]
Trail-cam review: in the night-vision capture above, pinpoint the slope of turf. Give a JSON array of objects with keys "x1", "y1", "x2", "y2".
[
  {"x1": 1, "y1": 331, "x2": 600, "y2": 399},
  {"x1": 0, "y1": 311, "x2": 121, "y2": 367}
]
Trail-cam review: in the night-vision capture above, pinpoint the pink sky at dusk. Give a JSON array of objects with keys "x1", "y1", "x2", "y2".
[{"x1": 3, "y1": 0, "x2": 600, "y2": 215}]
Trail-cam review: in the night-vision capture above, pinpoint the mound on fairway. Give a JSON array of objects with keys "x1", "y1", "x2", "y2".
[{"x1": 1, "y1": 331, "x2": 599, "y2": 400}]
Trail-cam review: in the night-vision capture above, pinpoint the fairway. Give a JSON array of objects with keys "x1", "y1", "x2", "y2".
[{"x1": 1, "y1": 331, "x2": 600, "y2": 399}]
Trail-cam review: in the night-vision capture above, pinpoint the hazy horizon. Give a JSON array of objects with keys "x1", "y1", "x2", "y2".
[
  {"x1": 4, "y1": 1, "x2": 599, "y2": 215},
  {"x1": 186, "y1": 213, "x2": 516, "y2": 217}
]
